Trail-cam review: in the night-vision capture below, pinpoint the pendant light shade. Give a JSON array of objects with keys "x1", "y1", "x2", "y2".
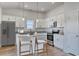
[
  {"x1": 36, "y1": 2, "x2": 39, "y2": 22},
  {"x1": 36, "y1": 2, "x2": 39, "y2": 28},
  {"x1": 22, "y1": 18, "x2": 25, "y2": 21}
]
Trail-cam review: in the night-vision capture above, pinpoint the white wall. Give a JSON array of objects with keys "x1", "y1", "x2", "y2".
[
  {"x1": 45, "y1": 5, "x2": 64, "y2": 27},
  {"x1": 64, "y1": 2, "x2": 79, "y2": 34}
]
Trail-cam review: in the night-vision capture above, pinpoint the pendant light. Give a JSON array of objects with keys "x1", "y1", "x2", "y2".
[
  {"x1": 36, "y1": 2, "x2": 39, "y2": 28},
  {"x1": 37, "y1": 2, "x2": 39, "y2": 22},
  {"x1": 22, "y1": 2, "x2": 25, "y2": 21}
]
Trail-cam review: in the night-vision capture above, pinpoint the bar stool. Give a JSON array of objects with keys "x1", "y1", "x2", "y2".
[
  {"x1": 18, "y1": 34, "x2": 33, "y2": 56},
  {"x1": 35, "y1": 32, "x2": 48, "y2": 55}
]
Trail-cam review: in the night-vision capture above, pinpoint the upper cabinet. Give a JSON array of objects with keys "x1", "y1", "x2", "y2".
[
  {"x1": 2, "y1": 15, "x2": 16, "y2": 21},
  {"x1": 57, "y1": 13, "x2": 64, "y2": 27},
  {"x1": 46, "y1": 13, "x2": 64, "y2": 28},
  {"x1": 36, "y1": 19, "x2": 48, "y2": 28},
  {"x1": 15, "y1": 17, "x2": 24, "y2": 27},
  {"x1": 2, "y1": 15, "x2": 25, "y2": 27}
]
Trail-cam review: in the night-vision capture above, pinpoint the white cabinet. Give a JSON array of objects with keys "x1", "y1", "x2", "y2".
[
  {"x1": 36, "y1": 19, "x2": 47, "y2": 28},
  {"x1": 57, "y1": 13, "x2": 64, "y2": 27},
  {"x1": 2, "y1": 15, "x2": 25, "y2": 27},
  {"x1": 2, "y1": 15, "x2": 9, "y2": 21},
  {"x1": 15, "y1": 16, "x2": 24, "y2": 27},
  {"x1": 9, "y1": 15, "x2": 15, "y2": 21},
  {"x1": 54, "y1": 34, "x2": 64, "y2": 50},
  {"x1": 2, "y1": 15, "x2": 16, "y2": 21}
]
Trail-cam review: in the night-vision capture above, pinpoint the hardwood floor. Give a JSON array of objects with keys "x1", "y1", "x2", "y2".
[{"x1": 0, "y1": 45, "x2": 71, "y2": 56}]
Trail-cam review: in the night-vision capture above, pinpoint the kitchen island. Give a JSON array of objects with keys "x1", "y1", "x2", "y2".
[{"x1": 16, "y1": 32, "x2": 46, "y2": 56}]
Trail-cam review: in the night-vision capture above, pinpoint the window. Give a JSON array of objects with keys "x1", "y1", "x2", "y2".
[{"x1": 25, "y1": 20, "x2": 33, "y2": 29}]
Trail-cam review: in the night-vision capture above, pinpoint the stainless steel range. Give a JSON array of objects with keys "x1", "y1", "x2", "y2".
[{"x1": 47, "y1": 30, "x2": 59, "y2": 46}]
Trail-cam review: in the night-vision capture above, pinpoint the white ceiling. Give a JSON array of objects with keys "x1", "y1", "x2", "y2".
[{"x1": 0, "y1": 2, "x2": 64, "y2": 13}]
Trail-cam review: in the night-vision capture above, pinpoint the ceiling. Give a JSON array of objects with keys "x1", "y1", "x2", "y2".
[{"x1": 0, "y1": 2, "x2": 64, "y2": 13}]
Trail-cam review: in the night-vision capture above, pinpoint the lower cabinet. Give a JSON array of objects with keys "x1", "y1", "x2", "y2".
[{"x1": 54, "y1": 34, "x2": 64, "y2": 50}]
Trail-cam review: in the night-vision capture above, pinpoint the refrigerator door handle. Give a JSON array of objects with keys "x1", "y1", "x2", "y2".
[{"x1": 7, "y1": 23, "x2": 9, "y2": 38}]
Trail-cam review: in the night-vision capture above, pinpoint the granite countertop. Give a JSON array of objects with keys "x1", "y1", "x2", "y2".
[{"x1": 16, "y1": 30, "x2": 47, "y2": 35}]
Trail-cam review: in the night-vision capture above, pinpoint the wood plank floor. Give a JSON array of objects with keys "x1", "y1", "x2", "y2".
[{"x1": 0, "y1": 45, "x2": 71, "y2": 56}]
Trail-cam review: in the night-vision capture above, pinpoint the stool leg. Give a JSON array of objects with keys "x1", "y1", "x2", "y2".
[
  {"x1": 31, "y1": 43, "x2": 33, "y2": 55},
  {"x1": 19, "y1": 42, "x2": 21, "y2": 56},
  {"x1": 35, "y1": 43, "x2": 38, "y2": 56},
  {"x1": 36, "y1": 43, "x2": 38, "y2": 56},
  {"x1": 46, "y1": 43, "x2": 48, "y2": 55},
  {"x1": 29, "y1": 45, "x2": 30, "y2": 55},
  {"x1": 43, "y1": 44, "x2": 45, "y2": 55},
  {"x1": 37, "y1": 43, "x2": 39, "y2": 55}
]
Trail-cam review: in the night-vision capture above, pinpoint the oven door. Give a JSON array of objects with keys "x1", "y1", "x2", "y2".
[{"x1": 47, "y1": 34, "x2": 53, "y2": 46}]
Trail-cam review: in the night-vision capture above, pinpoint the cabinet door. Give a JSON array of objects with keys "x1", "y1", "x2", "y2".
[
  {"x1": 16, "y1": 17, "x2": 24, "y2": 27},
  {"x1": 54, "y1": 34, "x2": 63, "y2": 49},
  {"x1": 2, "y1": 15, "x2": 9, "y2": 21},
  {"x1": 9, "y1": 16, "x2": 15, "y2": 21},
  {"x1": 54, "y1": 34, "x2": 59, "y2": 48}
]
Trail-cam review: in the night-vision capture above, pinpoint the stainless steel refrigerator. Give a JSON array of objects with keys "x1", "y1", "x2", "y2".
[{"x1": 1, "y1": 21, "x2": 15, "y2": 46}]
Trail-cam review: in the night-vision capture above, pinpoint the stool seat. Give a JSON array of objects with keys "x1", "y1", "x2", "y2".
[
  {"x1": 21, "y1": 41, "x2": 31, "y2": 45},
  {"x1": 37, "y1": 40, "x2": 46, "y2": 44}
]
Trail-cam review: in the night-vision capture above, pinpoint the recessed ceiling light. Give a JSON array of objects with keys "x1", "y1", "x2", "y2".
[
  {"x1": 24, "y1": 4, "x2": 28, "y2": 8},
  {"x1": 51, "y1": 2, "x2": 55, "y2": 4},
  {"x1": 41, "y1": 8, "x2": 45, "y2": 11}
]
